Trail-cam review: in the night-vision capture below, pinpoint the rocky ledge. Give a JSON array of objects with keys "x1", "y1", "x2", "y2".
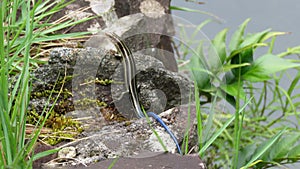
[{"x1": 30, "y1": 47, "x2": 204, "y2": 168}]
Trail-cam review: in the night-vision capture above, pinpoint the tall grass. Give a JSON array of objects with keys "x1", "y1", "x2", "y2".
[
  {"x1": 0, "y1": 1, "x2": 35, "y2": 167},
  {"x1": 0, "y1": 0, "x2": 91, "y2": 168}
]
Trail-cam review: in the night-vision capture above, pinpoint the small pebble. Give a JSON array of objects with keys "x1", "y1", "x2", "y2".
[{"x1": 58, "y1": 147, "x2": 76, "y2": 158}]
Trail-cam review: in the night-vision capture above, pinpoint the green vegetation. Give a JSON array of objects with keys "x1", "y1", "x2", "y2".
[
  {"x1": 1, "y1": 0, "x2": 300, "y2": 168},
  {"x1": 177, "y1": 14, "x2": 300, "y2": 168},
  {"x1": 0, "y1": 0, "x2": 91, "y2": 168}
]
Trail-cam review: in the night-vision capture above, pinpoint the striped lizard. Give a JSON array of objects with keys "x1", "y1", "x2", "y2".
[{"x1": 106, "y1": 32, "x2": 182, "y2": 155}]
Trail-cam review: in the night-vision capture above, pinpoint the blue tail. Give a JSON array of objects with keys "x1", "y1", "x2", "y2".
[{"x1": 147, "y1": 112, "x2": 182, "y2": 155}]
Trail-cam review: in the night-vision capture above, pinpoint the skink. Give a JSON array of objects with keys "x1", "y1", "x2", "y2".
[{"x1": 106, "y1": 32, "x2": 182, "y2": 155}]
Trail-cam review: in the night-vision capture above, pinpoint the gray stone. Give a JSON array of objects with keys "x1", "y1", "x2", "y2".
[
  {"x1": 32, "y1": 47, "x2": 197, "y2": 167},
  {"x1": 58, "y1": 147, "x2": 76, "y2": 159},
  {"x1": 44, "y1": 105, "x2": 200, "y2": 168},
  {"x1": 28, "y1": 1, "x2": 203, "y2": 168},
  {"x1": 31, "y1": 47, "x2": 192, "y2": 118},
  {"x1": 40, "y1": 0, "x2": 177, "y2": 72},
  {"x1": 44, "y1": 153, "x2": 206, "y2": 169}
]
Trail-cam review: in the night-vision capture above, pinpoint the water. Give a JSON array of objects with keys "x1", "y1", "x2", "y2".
[
  {"x1": 171, "y1": 1, "x2": 300, "y2": 168},
  {"x1": 172, "y1": 0, "x2": 300, "y2": 52}
]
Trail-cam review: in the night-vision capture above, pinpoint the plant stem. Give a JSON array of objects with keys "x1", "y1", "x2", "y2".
[{"x1": 232, "y1": 55, "x2": 242, "y2": 169}]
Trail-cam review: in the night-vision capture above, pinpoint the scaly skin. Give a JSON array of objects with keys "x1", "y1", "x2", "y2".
[{"x1": 106, "y1": 32, "x2": 182, "y2": 155}]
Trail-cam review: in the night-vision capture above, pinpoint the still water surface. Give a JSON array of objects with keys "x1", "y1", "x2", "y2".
[
  {"x1": 172, "y1": 0, "x2": 300, "y2": 52},
  {"x1": 171, "y1": 1, "x2": 300, "y2": 168}
]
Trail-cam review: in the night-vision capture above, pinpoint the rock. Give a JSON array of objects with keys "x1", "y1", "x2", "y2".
[
  {"x1": 28, "y1": 1, "x2": 202, "y2": 168},
  {"x1": 58, "y1": 147, "x2": 77, "y2": 159},
  {"x1": 44, "y1": 0, "x2": 177, "y2": 72},
  {"x1": 47, "y1": 0, "x2": 105, "y2": 33},
  {"x1": 109, "y1": 0, "x2": 177, "y2": 72},
  {"x1": 86, "y1": 0, "x2": 178, "y2": 72},
  {"x1": 85, "y1": 12, "x2": 177, "y2": 72},
  {"x1": 32, "y1": 47, "x2": 198, "y2": 168},
  {"x1": 57, "y1": 153, "x2": 206, "y2": 169},
  {"x1": 43, "y1": 105, "x2": 200, "y2": 168},
  {"x1": 32, "y1": 142, "x2": 57, "y2": 169},
  {"x1": 31, "y1": 47, "x2": 192, "y2": 118}
]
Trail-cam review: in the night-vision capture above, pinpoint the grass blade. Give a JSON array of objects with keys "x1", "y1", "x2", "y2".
[
  {"x1": 194, "y1": 81, "x2": 202, "y2": 156},
  {"x1": 170, "y1": 6, "x2": 224, "y2": 22},
  {"x1": 241, "y1": 128, "x2": 286, "y2": 169},
  {"x1": 199, "y1": 97, "x2": 253, "y2": 156}
]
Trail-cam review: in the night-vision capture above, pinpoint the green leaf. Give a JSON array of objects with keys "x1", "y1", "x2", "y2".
[
  {"x1": 241, "y1": 128, "x2": 286, "y2": 169},
  {"x1": 222, "y1": 63, "x2": 250, "y2": 72},
  {"x1": 220, "y1": 82, "x2": 246, "y2": 99},
  {"x1": 227, "y1": 43, "x2": 267, "y2": 62},
  {"x1": 189, "y1": 44, "x2": 211, "y2": 89},
  {"x1": 238, "y1": 143, "x2": 257, "y2": 168},
  {"x1": 228, "y1": 43, "x2": 267, "y2": 79},
  {"x1": 33, "y1": 32, "x2": 90, "y2": 43},
  {"x1": 242, "y1": 69, "x2": 271, "y2": 82},
  {"x1": 170, "y1": 6, "x2": 223, "y2": 22},
  {"x1": 278, "y1": 46, "x2": 300, "y2": 57},
  {"x1": 268, "y1": 133, "x2": 300, "y2": 160},
  {"x1": 217, "y1": 88, "x2": 236, "y2": 106},
  {"x1": 288, "y1": 144, "x2": 300, "y2": 158},
  {"x1": 260, "y1": 31, "x2": 289, "y2": 42},
  {"x1": 32, "y1": 148, "x2": 59, "y2": 161},
  {"x1": 199, "y1": 97, "x2": 253, "y2": 155},
  {"x1": 211, "y1": 28, "x2": 228, "y2": 65},
  {"x1": 244, "y1": 54, "x2": 300, "y2": 81},
  {"x1": 240, "y1": 29, "x2": 271, "y2": 48},
  {"x1": 231, "y1": 48, "x2": 254, "y2": 76},
  {"x1": 191, "y1": 19, "x2": 212, "y2": 38},
  {"x1": 229, "y1": 18, "x2": 251, "y2": 52}
]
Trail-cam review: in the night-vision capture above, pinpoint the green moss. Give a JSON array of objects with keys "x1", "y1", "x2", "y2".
[
  {"x1": 27, "y1": 109, "x2": 41, "y2": 124},
  {"x1": 31, "y1": 88, "x2": 73, "y2": 99},
  {"x1": 44, "y1": 112, "x2": 83, "y2": 145},
  {"x1": 80, "y1": 78, "x2": 113, "y2": 86},
  {"x1": 28, "y1": 109, "x2": 83, "y2": 145},
  {"x1": 74, "y1": 98, "x2": 107, "y2": 109},
  {"x1": 27, "y1": 102, "x2": 81, "y2": 145},
  {"x1": 96, "y1": 78, "x2": 113, "y2": 85},
  {"x1": 29, "y1": 76, "x2": 112, "y2": 145}
]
